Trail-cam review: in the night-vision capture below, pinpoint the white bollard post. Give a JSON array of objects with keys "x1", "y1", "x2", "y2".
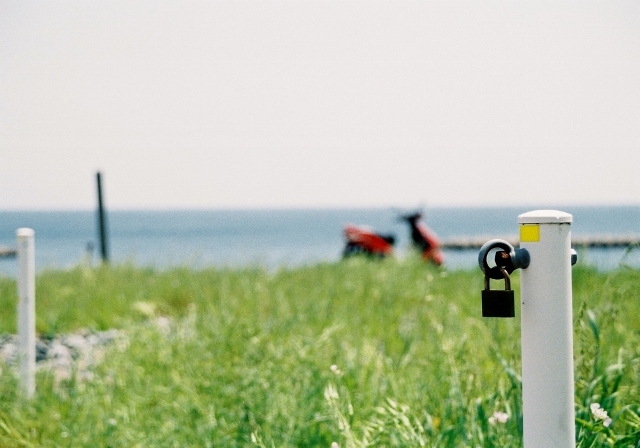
[
  {"x1": 16, "y1": 228, "x2": 36, "y2": 398},
  {"x1": 518, "y1": 210, "x2": 575, "y2": 447}
]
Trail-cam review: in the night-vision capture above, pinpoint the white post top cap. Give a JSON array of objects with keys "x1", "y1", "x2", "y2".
[
  {"x1": 518, "y1": 210, "x2": 572, "y2": 224},
  {"x1": 16, "y1": 228, "x2": 35, "y2": 237}
]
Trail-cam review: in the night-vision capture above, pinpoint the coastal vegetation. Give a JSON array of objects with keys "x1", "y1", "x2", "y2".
[{"x1": 0, "y1": 259, "x2": 638, "y2": 446}]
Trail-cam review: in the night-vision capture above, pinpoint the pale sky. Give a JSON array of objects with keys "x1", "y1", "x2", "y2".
[{"x1": 1, "y1": 1, "x2": 639, "y2": 210}]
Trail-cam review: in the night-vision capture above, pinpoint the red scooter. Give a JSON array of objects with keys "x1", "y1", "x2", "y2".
[
  {"x1": 342, "y1": 223, "x2": 395, "y2": 257},
  {"x1": 400, "y1": 212, "x2": 444, "y2": 265}
]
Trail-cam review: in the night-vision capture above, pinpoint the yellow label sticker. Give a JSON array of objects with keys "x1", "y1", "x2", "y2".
[{"x1": 520, "y1": 224, "x2": 540, "y2": 242}]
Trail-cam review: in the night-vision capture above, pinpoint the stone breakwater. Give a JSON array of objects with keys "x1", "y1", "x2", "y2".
[{"x1": 0, "y1": 329, "x2": 124, "y2": 382}]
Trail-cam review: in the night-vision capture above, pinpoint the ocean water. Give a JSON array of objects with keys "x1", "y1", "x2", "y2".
[{"x1": 0, "y1": 206, "x2": 639, "y2": 276}]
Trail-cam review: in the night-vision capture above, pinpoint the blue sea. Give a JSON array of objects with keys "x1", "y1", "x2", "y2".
[{"x1": 1, "y1": 206, "x2": 639, "y2": 276}]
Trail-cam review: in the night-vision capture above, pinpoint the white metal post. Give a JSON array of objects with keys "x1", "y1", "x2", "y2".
[
  {"x1": 16, "y1": 228, "x2": 36, "y2": 398},
  {"x1": 518, "y1": 210, "x2": 575, "y2": 447}
]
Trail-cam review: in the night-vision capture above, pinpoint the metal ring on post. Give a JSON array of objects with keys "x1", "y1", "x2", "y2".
[{"x1": 478, "y1": 239, "x2": 515, "y2": 280}]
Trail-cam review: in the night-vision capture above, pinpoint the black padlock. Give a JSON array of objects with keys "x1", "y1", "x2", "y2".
[{"x1": 481, "y1": 267, "x2": 515, "y2": 318}]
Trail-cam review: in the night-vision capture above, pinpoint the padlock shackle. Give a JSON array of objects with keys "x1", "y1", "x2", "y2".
[
  {"x1": 484, "y1": 267, "x2": 511, "y2": 290},
  {"x1": 502, "y1": 267, "x2": 511, "y2": 289}
]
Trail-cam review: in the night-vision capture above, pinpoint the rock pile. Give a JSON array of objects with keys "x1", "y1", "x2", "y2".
[{"x1": 0, "y1": 329, "x2": 123, "y2": 382}]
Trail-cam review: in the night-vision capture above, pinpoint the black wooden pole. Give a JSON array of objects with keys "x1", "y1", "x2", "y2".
[{"x1": 96, "y1": 171, "x2": 109, "y2": 263}]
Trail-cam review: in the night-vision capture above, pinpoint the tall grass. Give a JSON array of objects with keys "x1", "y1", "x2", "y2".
[{"x1": 0, "y1": 259, "x2": 638, "y2": 446}]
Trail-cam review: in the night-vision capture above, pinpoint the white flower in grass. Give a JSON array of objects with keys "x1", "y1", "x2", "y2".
[
  {"x1": 331, "y1": 443, "x2": 340, "y2": 448},
  {"x1": 488, "y1": 411, "x2": 509, "y2": 425},
  {"x1": 330, "y1": 364, "x2": 342, "y2": 375},
  {"x1": 590, "y1": 403, "x2": 612, "y2": 427},
  {"x1": 324, "y1": 384, "x2": 339, "y2": 402}
]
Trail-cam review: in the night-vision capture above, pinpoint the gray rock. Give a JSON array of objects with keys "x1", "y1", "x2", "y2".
[{"x1": 0, "y1": 329, "x2": 124, "y2": 383}]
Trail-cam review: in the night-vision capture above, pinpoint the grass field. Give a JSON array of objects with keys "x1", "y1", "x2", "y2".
[{"x1": 0, "y1": 258, "x2": 639, "y2": 447}]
